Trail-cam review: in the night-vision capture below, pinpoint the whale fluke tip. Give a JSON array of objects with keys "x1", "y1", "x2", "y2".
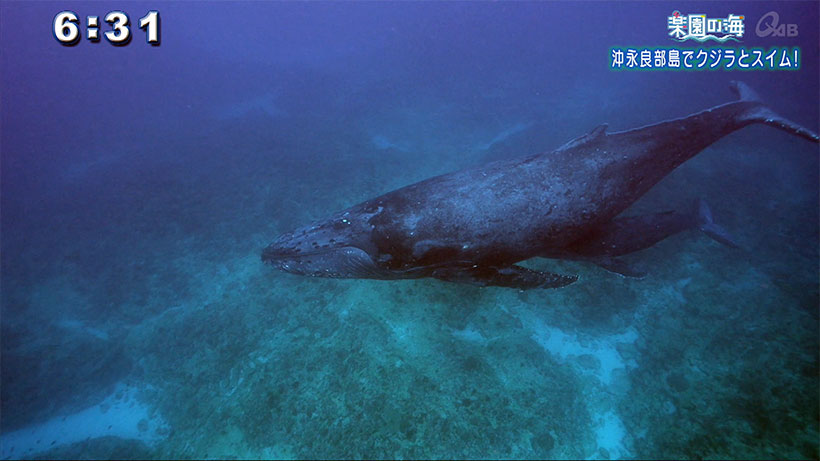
[{"x1": 729, "y1": 80, "x2": 762, "y2": 102}]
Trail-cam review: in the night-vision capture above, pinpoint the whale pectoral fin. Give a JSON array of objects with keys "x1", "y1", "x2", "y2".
[
  {"x1": 590, "y1": 257, "x2": 647, "y2": 279},
  {"x1": 431, "y1": 264, "x2": 578, "y2": 289}
]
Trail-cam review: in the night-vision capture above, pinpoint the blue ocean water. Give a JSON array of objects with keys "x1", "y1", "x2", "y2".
[{"x1": 1, "y1": 1, "x2": 818, "y2": 459}]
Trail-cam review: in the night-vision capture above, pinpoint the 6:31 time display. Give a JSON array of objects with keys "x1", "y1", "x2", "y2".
[{"x1": 53, "y1": 11, "x2": 160, "y2": 46}]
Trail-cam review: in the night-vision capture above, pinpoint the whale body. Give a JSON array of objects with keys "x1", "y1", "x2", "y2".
[{"x1": 262, "y1": 82, "x2": 818, "y2": 289}]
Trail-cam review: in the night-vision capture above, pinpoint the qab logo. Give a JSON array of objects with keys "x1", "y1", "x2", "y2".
[
  {"x1": 668, "y1": 10, "x2": 745, "y2": 42},
  {"x1": 756, "y1": 11, "x2": 799, "y2": 37}
]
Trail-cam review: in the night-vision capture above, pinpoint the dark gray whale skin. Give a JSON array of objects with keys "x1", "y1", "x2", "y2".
[
  {"x1": 551, "y1": 199, "x2": 738, "y2": 278},
  {"x1": 262, "y1": 81, "x2": 818, "y2": 289}
]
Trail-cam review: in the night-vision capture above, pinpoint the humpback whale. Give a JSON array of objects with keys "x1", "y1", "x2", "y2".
[{"x1": 262, "y1": 81, "x2": 818, "y2": 289}]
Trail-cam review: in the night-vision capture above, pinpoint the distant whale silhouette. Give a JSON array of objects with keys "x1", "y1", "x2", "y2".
[{"x1": 262, "y1": 81, "x2": 818, "y2": 289}]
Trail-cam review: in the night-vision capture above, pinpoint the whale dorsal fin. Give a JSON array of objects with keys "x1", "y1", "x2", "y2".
[{"x1": 557, "y1": 124, "x2": 608, "y2": 151}]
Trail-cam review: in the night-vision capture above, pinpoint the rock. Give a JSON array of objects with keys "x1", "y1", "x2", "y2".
[
  {"x1": 666, "y1": 371, "x2": 689, "y2": 392},
  {"x1": 577, "y1": 354, "x2": 600, "y2": 370},
  {"x1": 615, "y1": 341, "x2": 637, "y2": 361}
]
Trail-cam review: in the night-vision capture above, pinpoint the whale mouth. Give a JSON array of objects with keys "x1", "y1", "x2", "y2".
[{"x1": 262, "y1": 243, "x2": 392, "y2": 279}]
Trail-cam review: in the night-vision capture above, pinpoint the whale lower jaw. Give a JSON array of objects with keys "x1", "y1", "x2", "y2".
[{"x1": 263, "y1": 245, "x2": 396, "y2": 279}]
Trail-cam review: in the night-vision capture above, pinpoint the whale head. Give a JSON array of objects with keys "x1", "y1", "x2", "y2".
[{"x1": 261, "y1": 211, "x2": 393, "y2": 279}]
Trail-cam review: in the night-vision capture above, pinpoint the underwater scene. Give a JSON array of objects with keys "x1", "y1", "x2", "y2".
[{"x1": 1, "y1": 1, "x2": 818, "y2": 459}]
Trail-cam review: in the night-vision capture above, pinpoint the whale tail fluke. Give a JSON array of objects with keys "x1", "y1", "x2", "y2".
[
  {"x1": 696, "y1": 199, "x2": 739, "y2": 249},
  {"x1": 730, "y1": 80, "x2": 819, "y2": 143}
]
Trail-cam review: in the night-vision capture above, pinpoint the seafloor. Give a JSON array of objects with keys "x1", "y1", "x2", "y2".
[{"x1": 1, "y1": 89, "x2": 818, "y2": 459}]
